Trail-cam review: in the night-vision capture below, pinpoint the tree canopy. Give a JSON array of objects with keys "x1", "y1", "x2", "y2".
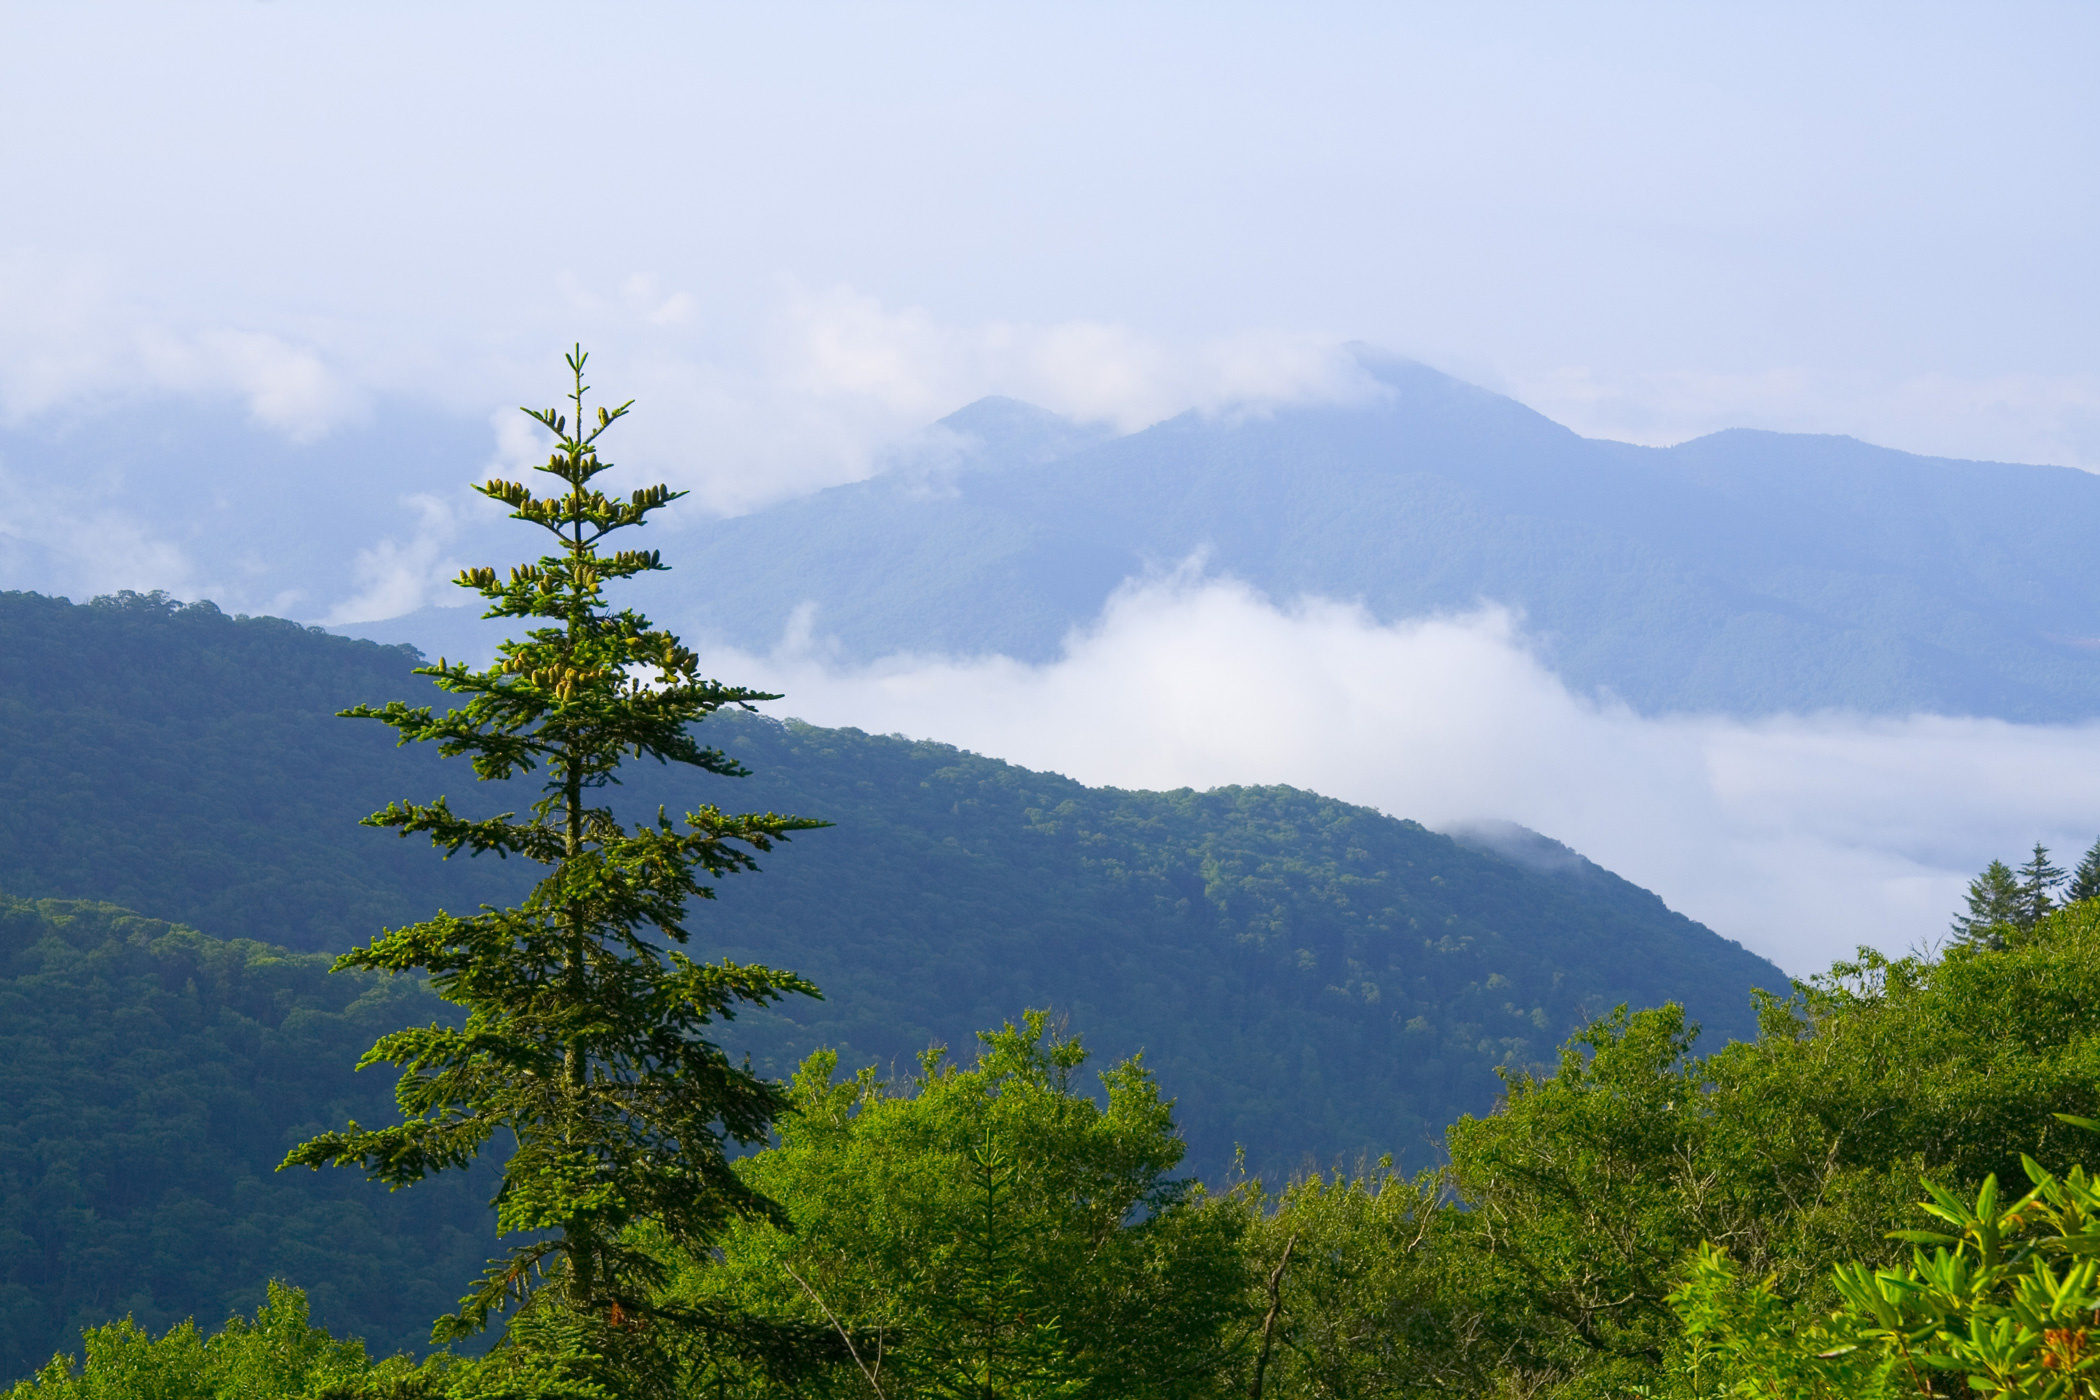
[{"x1": 662, "y1": 1013, "x2": 1250, "y2": 1400}]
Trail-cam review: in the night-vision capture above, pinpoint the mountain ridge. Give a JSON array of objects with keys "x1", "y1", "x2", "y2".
[
  {"x1": 342, "y1": 352, "x2": 2089, "y2": 721},
  {"x1": 0, "y1": 588, "x2": 1782, "y2": 1180}
]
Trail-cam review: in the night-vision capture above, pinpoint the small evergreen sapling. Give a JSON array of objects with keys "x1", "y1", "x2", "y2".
[
  {"x1": 2016, "y1": 841, "x2": 2067, "y2": 928},
  {"x1": 282, "y1": 348, "x2": 824, "y2": 1342},
  {"x1": 1951, "y1": 859, "x2": 2022, "y2": 949},
  {"x1": 2071, "y1": 836, "x2": 2100, "y2": 906}
]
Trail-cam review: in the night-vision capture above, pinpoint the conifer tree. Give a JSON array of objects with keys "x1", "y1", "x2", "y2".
[
  {"x1": 283, "y1": 348, "x2": 824, "y2": 1343},
  {"x1": 2015, "y1": 841, "x2": 2066, "y2": 928},
  {"x1": 2070, "y1": 836, "x2": 2100, "y2": 906},
  {"x1": 1950, "y1": 858, "x2": 2021, "y2": 949}
]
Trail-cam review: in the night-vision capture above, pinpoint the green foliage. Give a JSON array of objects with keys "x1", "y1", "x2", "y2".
[
  {"x1": 1956, "y1": 859, "x2": 2025, "y2": 948},
  {"x1": 1667, "y1": 1151, "x2": 2100, "y2": 1398},
  {"x1": 700, "y1": 720, "x2": 1779, "y2": 1176},
  {"x1": 2020, "y1": 844, "x2": 2071, "y2": 930},
  {"x1": 7, "y1": 1279, "x2": 687, "y2": 1400},
  {"x1": 662, "y1": 1013, "x2": 1251, "y2": 1400},
  {"x1": 8, "y1": 1281, "x2": 418, "y2": 1400},
  {"x1": 1443, "y1": 899, "x2": 2100, "y2": 1395},
  {"x1": 1231, "y1": 1162, "x2": 1494, "y2": 1398},
  {"x1": 33, "y1": 901, "x2": 2100, "y2": 1396},
  {"x1": 1445, "y1": 1004, "x2": 1719, "y2": 1390},
  {"x1": 0, "y1": 893, "x2": 492, "y2": 1383},
  {"x1": 1835, "y1": 1158, "x2": 2100, "y2": 1398},
  {"x1": 282, "y1": 351, "x2": 822, "y2": 1340},
  {"x1": 1664, "y1": 1245, "x2": 1902, "y2": 1399},
  {"x1": 1955, "y1": 844, "x2": 2075, "y2": 950}
]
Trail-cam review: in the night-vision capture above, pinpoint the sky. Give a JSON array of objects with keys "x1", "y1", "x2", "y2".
[{"x1": 3, "y1": 1, "x2": 2098, "y2": 969}]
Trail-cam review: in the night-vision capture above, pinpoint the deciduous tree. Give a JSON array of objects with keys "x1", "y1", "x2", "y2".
[{"x1": 665, "y1": 1012, "x2": 1251, "y2": 1400}]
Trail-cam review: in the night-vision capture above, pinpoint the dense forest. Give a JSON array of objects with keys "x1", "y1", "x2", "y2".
[
  {"x1": 0, "y1": 896, "x2": 495, "y2": 1377},
  {"x1": 0, "y1": 588, "x2": 1776, "y2": 1178},
  {"x1": 18, "y1": 899, "x2": 2100, "y2": 1397}
]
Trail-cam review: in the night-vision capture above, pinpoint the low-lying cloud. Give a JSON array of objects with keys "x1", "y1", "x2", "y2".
[{"x1": 701, "y1": 570, "x2": 2100, "y2": 977}]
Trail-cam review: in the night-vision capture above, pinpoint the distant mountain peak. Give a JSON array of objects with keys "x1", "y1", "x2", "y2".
[
  {"x1": 353, "y1": 356, "x2": 2100, "y2": 722},
  {"x1": 1333, "y1": 344, "x2": 1583, "y2": 445},
  {"x1": 935, "y1": 394, "x2": 1082, "y2": 439},
  {"x1": 895, "y1": 395, "x2": 1120, "y2": 477}
]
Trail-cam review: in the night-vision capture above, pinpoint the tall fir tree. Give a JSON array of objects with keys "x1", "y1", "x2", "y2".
[
  {"x1": 2070, "y1": 836, "x2": 2100, "y2": 906},
  {"x1": 283, "y1": 348, "x2": 825, "y2": 1344},
  {"x1": 2016, "y1": 841, "x2": 2067, "y2": 928},
  {"x1": 1950, "y1": 858, "x2": 2022, "y2": 949}
]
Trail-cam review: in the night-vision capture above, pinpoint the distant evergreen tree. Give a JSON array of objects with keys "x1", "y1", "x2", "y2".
[
  {"x1": 1951, "y1": 859, "x2": 2022, "y2": 949},
  {"x1": 283, "y1": 349, "x2": 825, "y2": 1355},
  {"x1": 2017, "y1": 842, "x2": 2067, "y2": 928},
  {"x1": 2071, "y1": 836, "x2": 2100, "y2": 906}
]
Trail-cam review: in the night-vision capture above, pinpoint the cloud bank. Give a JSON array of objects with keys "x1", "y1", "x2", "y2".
[{"x1": 699, "y1": 570, "x2": 2100, "y2": 976}]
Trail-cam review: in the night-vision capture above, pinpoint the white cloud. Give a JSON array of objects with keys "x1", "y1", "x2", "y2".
[
  {"x1": 0, "y1": 433, "x2": 205, "y2": 603},
  {"x1": 145, "y1": 329, "x2": 366, "y2": 441},
  {"x1": 774, "y1": 282, "x2": 1382, "y2": 434},
  {"x1": 699, "y1": 569, "x2": 2100, "y2": 977},
  {"x1": 323, "y1": 492, "x2": 467, "y2": 626},
  {"x1": 0, "y1": 256, "x2": 1385, "y2": 527},
  {"x1": 474, "y1": 282, "x2": 1388, "y2": 520},
  {"x1": 0, "y1": 248, "x2": 364, "y2": 439}
]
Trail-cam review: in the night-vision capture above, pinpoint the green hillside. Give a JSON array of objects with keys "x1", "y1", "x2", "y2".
[
  {"x1": 0, "y1": 892, "x2": 493, "y2": 1381},
  {"x1": 0, "y1": 590, "x2": 524, "y2": 951},
  {"x1": 687, "y1": 718, "x2": 1782, "y2": 1173},
  {"x1": 0, "y1": 587, "x2": 1782, "y2": 1177}
]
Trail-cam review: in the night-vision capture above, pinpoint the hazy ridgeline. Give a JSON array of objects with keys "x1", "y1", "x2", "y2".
[{"x1": 359, "y1": 353, "x2": 2100, "y2": 723}]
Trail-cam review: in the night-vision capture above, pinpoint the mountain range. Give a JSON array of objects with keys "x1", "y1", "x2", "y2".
[{"x1": 354, "y1": 350, "x2": 2100, "y2": 722}]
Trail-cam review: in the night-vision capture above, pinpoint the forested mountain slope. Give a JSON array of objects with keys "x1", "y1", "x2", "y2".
[
  {"x1": 0, "y1": 589, "x2": 522, "y2": 950},
  {"x1": 0, "y1": 589, "x2": 1781, "y2": 1178},
  {"x1": 686, "y1": 719, "x2": 1778, "y2": 1173},
  {"x1": 536, "y1": 352, "x2": 2100, "y2": 721},
  {"x1": 0, "y1": 894, "x2": 490, "y2": 1381}
]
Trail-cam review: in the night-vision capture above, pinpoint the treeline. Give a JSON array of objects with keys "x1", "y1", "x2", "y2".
[
  {"x1": 1952, "y1": 838, "x2": 2100, "y2": 946},
  {"x1": 22, "y1": 897, "x2": 2100, "y2": 1397}
]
